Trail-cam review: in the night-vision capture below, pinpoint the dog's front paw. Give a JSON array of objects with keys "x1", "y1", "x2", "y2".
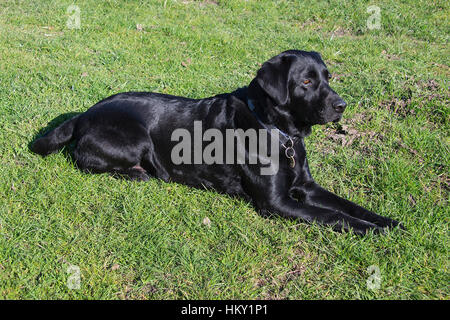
[
  {"x1": 390, "y1": 219, "x2": 406, "y2": 230},
  {"x1": 379, "y1": 217, "x2": 406, "y2": 231},
  {"x1": 340, "y1": 221, "x2": 384, "y2": 236}
]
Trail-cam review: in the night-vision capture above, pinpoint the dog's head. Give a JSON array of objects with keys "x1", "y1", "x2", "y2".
[{"x1": 252, "y1": 50, "x2": 347, "y2": 125}]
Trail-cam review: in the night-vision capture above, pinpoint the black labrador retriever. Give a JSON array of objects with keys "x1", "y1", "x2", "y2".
[{"x1": 31, "y1": 50, "x2": 402, "y2": 234}]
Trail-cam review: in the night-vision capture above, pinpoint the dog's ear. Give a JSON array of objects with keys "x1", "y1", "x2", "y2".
[{"x1": 255, "y1": 53, "x2": 295, "y2": 106}]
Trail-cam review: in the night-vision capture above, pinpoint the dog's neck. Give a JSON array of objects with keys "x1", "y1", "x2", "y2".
[{"x1": 245, "y1": 82, "x2": 312, "y2": 138}]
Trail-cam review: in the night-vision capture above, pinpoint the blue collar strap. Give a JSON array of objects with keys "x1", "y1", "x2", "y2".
[
  {"x1": 247, "y1": 98, "x2": 292, "y2": 142},
  {"x1": 247, "y1": 98, "x2": 297, "y2": 168}
]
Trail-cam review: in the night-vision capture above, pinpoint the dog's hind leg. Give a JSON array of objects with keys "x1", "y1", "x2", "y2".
[
  {"x1": 74, "y1": 148, "x2": 151, "y2": 182},
  {"x1": 140, "y1": 146, "x2": 170, "y2": 182},
  {"x1": 114, "y1": 165, "x2": 150, "y2": 181},
  {"x1": 72, "y1": 126, "x2": 153, "y2": 182}
]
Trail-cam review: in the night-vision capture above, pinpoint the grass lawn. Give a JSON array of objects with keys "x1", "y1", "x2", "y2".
[{"x1": 0, "y1": 0, "x2": 448, "y2": 299}]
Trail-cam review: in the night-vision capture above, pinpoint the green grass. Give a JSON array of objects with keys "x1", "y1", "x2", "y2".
[{"x1": 0, "y1": 0, "x2": 448, "y2": 299}]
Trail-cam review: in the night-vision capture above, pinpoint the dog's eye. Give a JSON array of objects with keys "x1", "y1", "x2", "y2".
[{"x1": 303, "y1": 79, "x2": 311, "y2": 85}]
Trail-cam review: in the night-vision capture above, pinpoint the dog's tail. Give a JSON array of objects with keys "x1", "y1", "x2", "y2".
[{"x1": 31, "y1": 115, "x2": 80, "y2": 156}]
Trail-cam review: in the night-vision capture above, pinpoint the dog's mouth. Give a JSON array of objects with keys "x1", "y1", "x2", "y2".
[
  {"x1": 331, "y1": 113, "x2": 343, "y2": 123},
  {"x1": 332, "y1": 116, "x2": 342, "y2": 123},
  {"x1": 319, "y1": 115, "x2": 342, "y2": 125}
]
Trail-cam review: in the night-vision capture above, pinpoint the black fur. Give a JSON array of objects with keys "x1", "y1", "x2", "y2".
[{"x1": 31, "y1": 50, "x2": 403, "y2": 234}]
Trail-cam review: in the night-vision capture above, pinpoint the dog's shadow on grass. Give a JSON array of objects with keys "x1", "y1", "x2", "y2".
[{"x1": 28, "y1": 112, "x2": 81, "y2": 159}]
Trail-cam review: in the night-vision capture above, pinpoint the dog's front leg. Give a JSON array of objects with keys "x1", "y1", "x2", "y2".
[
  {"x1": 259, "y1": 195, "x2": 383, "y2": 235},
  {"x1": 291, "y1": 182, "x2": 403, "y2": 230}
]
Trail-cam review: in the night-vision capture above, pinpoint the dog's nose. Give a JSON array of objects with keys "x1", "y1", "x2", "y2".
[{"x1": 333, "y1": 100, "x2": 347, "y2": 113}]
